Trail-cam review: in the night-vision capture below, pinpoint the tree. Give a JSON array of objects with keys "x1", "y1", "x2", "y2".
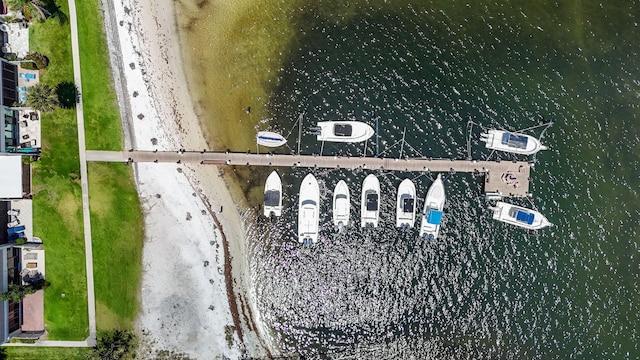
[
  {"x1": 0, "y1": 284, "x2": 37, "y2": 302},
  {"x1": 90, "y1": 330, "x2": 136, "y2": 360},
  {"x1": 6, "y1": 0, "x2": 51, "y2": 22},
  {"x1": 25, "y1": 83, "x2": 59, "y2": 112}
]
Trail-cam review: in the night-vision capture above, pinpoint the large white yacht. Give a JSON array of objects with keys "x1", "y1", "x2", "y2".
[
  {"x1": 263, "y1": 170, "x2": 282, "y2": 217},
  {"x1": 315, "y1": 121, "x2": 374, "y2": 143},
  {"x1": 298, "y1": 174, "x2": 320, "y2": 245},
  {"x1": 360, "y1": 174, "x2": 380, "y2": 227},
  {"x1": 332, "y1": 180, "x2": 350, "y2": 231},
  {"x1": 489, "y1": 201, "x2": 552, "y2": 230},
  {"x1": 395, "y1": 179, "x2": 416, "y2": 229},
  {"x1": 419, "y1": 174, "x2": 446, "y2": 240},
  {"x1": 480, "y1": 129, "x2": 547, "y2": 155}
]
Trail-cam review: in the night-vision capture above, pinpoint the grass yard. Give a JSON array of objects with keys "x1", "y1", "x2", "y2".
[
  {"x1": 29, "y1": 0, "x2": 89, "y2": 340},
  {"x1": 27, "y1": 0, "x2": 143, "y2": 341},
  {"x1": 76, "y1": 0, "x2": 123, "y2": 150},
  {"x1": 88, "y1": 162, "x2": 143, "y2": 331},
  {"x1": 3, "y1": 346, "x2": 91, "y2": 360},
  {"x1": 75, "y1": 0, "x2": 144, "y2": 331}
]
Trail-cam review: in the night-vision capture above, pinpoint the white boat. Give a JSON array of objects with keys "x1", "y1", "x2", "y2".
[
  {"x1": 395, "y1": 179, "x2": 416, "y2": 229},
  {"x1": 315, "y1": 121, "x2": 374, "y2": 143},
  {"x1": 257, "y1": 131, "x2": 287, "y2": 147},
  {"x1": 480, "y1": 129, "x2": 547, "y2": 155},
  {"x1": 419, "y1": 174, "x2": 446, "y2": 240},
  {"x1": 360, "y1": 174, "x2": 380, "y2": 227},
  {"x1": 332, "y1": 180, "x2": 350, "y2": 231},
  {"x1": 263, "y1": 170, "x2": 282, "y2": 217},
  {"x1": 298, "y1": 173, "x2": 320, "y2": 245},
  {"x1": 489, "y1": 201, "x2": 552, "y2": 230}
]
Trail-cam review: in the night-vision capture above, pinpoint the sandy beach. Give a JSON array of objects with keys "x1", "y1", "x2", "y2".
[{"x1": 101, "y1": 0, "x2": 270, "y2": 357}]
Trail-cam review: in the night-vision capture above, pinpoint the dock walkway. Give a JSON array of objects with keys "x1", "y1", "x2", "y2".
[{"x1": 86, "y1": 150, "x2": 531, "y2": 197}]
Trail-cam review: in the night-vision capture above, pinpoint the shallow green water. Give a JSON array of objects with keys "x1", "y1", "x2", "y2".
[{"x1": 181, "y1": 0, "x2": 639, "y2": 358}]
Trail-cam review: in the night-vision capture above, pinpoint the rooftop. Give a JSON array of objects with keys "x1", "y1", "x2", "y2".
[{"x1": 0, "y1": 155, "x2": 21, "y2": 198}]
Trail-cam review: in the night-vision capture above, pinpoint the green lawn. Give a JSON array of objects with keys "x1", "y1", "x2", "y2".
[
  {"x1": 29, "y1": 0, "x2": 89, "y2": 340},
  {"x1": 76, "y1": 0, "x2": 123, "y2": 150},
  {"x1": 3, "y1": 346, "x2": 91, "y2": 360},
  {"x1": 88, "y1": 162, "x2": 143, "y2": 330},
  {"x1": 75, "y1": 0, "x2": 144, "y2": 331},
  {"x1": 27, "y1": 0, "x2": 143, "y2": 341}
]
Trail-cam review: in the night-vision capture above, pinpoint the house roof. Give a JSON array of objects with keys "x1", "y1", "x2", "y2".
[{"x1": 0, "y1": 155, "x2": 22, "y2": 198}]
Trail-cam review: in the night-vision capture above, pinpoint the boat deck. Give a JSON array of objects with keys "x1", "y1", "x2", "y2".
[{"x1": 86, "y1": 150, "x2": 532, "y2": 197}]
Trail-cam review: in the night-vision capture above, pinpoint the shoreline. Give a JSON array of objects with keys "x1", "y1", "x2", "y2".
[{"x1": 100, "y1": 0, "x2": 270, "y2": 357}]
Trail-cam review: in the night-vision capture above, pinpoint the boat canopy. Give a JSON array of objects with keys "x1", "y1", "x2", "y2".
[
  {"x1": 501, "y1": 132, "x2": 528, "y2": 149},
  {"x1": 427, "y1": 210, "x2": 443, "y2": 225},
  {"x1": 366, "y1": 192, "x2": 378, "y2": 211},
  {"x1": 264, "y1": 190, "x2": 280, "y2": 206},
  {"x1": 334, "y1": 124, "x2": 353, "y2": 137},
  {"x1": 402, "y1": 197, "x2": 414, "y2": 213},
  {"x1": 515, "y1": 210, "x2": 535, "y2": 224},
  {"x1": 301, "y1": 200, "x2": 317, "y2": 207},
  {"x1": 335, "y1": 194, "x2": 348, "y2": 200}
]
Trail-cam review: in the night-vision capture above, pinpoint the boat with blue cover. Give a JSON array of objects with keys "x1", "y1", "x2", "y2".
[
  {"x1": 489, "y1": 201, "x2": 552, "y2": 230},
  {"x1": 419, "y1": 174, "x2": 446, "y2": 240},
  {"x1": 257, "y1": 131, "x2": 287, "y2": 147},
  {"x1": 480, "y1": 129, "x2": 547, "y2": 155}
]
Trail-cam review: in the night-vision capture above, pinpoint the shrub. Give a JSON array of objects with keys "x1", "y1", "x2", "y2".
[{"x1": 24, "y1": 52, "x2": 49, "y2": 69}]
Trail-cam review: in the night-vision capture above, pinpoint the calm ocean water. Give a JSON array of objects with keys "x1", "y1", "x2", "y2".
[{"x1": 187, "y1": 1, "x2": 639, "y2": 358}]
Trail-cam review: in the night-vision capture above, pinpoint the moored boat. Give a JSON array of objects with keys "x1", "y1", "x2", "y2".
[
  {"x1": 298, "y1": 174, "x2": 320, "y2": 245},
  {"x1": 257, "y1": 131, "x2": 287, "y2": 147},
  {"x1": 332, "y1": 180, "x2": 350, "y2": 231},
  {"x1": 315, "y1": 121, "x2": 374, "y2": 143},
  {"x1": 419, "y1": 174, "x2": 446, "y2": 240},
  {"x1": 489, "y1": 201, "x2": 552, "y2": 230},
  {"x1": 396, "y1": 179, "x2": 416, "y2": 229},
  {"x1": 480, "y1": 129, "x2": 547, "y2": 155},
  {"x1": 360, "y1": 174, "x2": 380, "y2": 227},
  {"x1": 263, "y1": 170, "x2": 282, "y2": 217}
]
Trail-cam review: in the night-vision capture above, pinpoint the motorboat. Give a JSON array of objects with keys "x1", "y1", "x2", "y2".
[
  {"x1": 332, "y1": 180, "x2": 350, "y2": 231},
  {"x1": 257, "y1": 131, "x2": 287, "y2": 147},
  {"x1": 480, "y1": 129, "x2": 547, "y2": 155},
  {"x1": 315, "y1": 121, "x2": 374, "y2": 143},
  {"x1": 263, "y1": 170, "x2": 282, "y2": 217},
  {"x1": 419, "y1": 174, "x2": 446, "y2": 240},
  {"x1": 360, "y1": 174, "x2": 380, "y2": 227},
  {"x1": 298, "y1": 173, "x2": 320, "y2": 245},
  {"x1": 489, "y1": 201, "x2": 552, "y2": 230},
  {"x1": 395, "y1": 179, "x2": 416, "y2": 229}
]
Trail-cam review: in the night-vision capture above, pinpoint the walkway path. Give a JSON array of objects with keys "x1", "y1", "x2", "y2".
[
  {"x1": 68, "y1": 0, "x2": 97, "y2": 346},
  {"x1": 86, "y1": 150, "x2": 532, "y2": 197}
]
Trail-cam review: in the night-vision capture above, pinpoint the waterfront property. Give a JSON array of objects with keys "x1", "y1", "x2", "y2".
[{"x1": 0, "y1": 154, "x2": 45, "y2": 343}]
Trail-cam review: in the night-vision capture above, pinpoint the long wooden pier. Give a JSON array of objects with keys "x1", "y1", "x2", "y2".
[{"x1": 86, "y1": 150, "x2": 532, "y2": 197}]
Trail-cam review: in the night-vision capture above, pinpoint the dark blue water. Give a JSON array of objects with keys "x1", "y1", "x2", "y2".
[{"x1": 247, "y1": 2, "x2": 639, "y2": 358}]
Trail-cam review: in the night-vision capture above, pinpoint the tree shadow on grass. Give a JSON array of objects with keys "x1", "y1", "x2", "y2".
[{"x1": 56, "y1": 81, "x2": 78, "y2": 109}]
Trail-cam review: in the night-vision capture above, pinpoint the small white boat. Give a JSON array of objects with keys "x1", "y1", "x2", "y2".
[
  {"x1": 419, "y1": 174, "x2": 446, "y2": 240},
  {"x1": 360, "y1": 174, "x2": 380, "y2": 227},
  {"x1": 395, "y1": 179, "x2": 416, "y2": 229},
  {"x1": 489, "y1": 201, "x2": 552, "y2": 230},
  {"x1": 315, "y1": 121, "x2": 374, "y2": 143},
  {"x1": 263, "y1": 171, "x2": 282, "y2": 217},
  {"x1": 257, "y1": 131, "x2": 287, "y2": 147},
  {"x1": 332, "y1": 180, "x2": 350, "y2": 231},
  {"x1": 298, "y1": 174, "x2": 320, "y2": 245},
  {"x1": 480, "y1": 129, "x2": 547, "y2": 155}
]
